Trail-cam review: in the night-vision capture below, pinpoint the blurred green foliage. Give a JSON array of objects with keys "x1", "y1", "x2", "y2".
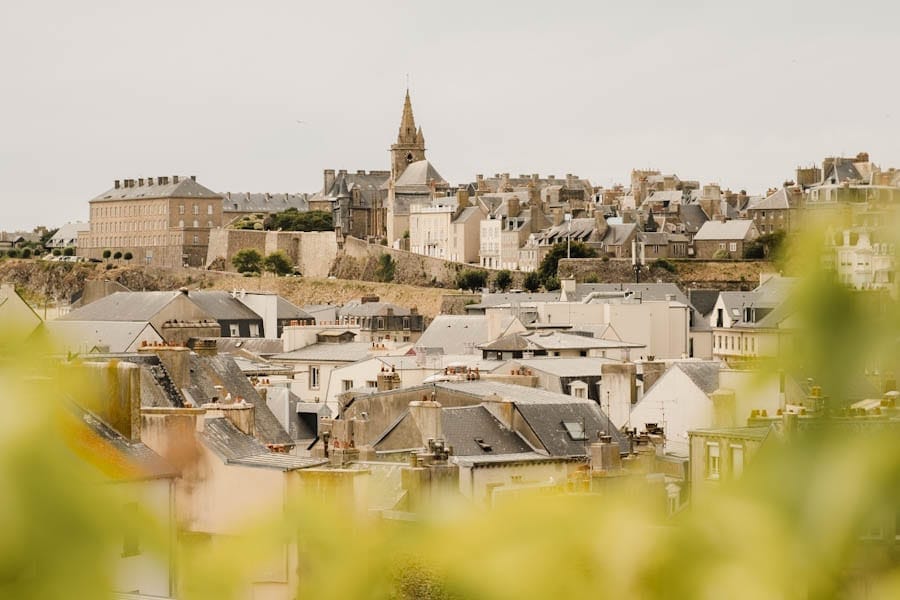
[{"x1": 3, "y1": 213, "x2": 900, "y2": 599}]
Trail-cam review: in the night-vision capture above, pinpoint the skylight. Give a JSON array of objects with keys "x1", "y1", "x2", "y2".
[{"x1": 562, "y1": 421, "x2": 588, "y2": 441}]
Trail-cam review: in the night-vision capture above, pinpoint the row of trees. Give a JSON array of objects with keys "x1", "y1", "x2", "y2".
[
  {"x1": 231, "y1": 249, "x2": 295, "y2": 276},
  {"x1": 234, "y1": 209, "x2": 334, "y2": 232},
  {"x1": 101, "y1": 249, "x2": 133, "y2": 262}
]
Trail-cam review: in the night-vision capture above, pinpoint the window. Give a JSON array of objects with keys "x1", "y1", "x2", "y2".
[
  {"x1": 706, "y1": 443, "x2": 721, "y2": 479},
  {"x1": 730, "y1": 445, "x2": 744, "y2": 478},
  {"x1": 729, "y1": 242, "x2": 737, "y2": 252},
  {"x1": 310, "y1": 366, "x2": 320, "y2": 389},
  {"x1": 179, "y1": 204, "x2": 185, "y2": 215},
  {"x1": 193, "y1": 204, "x2": 199, "y2": 215},
  {"x1": 207, "y1": 204, "x2": 213, "y2": 215},
  {"x1": 193, "y1": 234, "x2": 199, "y2": 244},
  {"x1": 403, "y1": 317, "x2": 410, "y2": 330},
  {"x1": 366, "y1": 380, "x2": 378, "y2": 388},
  {"x1": 249, "y1": 323, "x2": 260, "y2": 337},
  {"x1": 342, "y1": 379, "x2": 353, "y2": 392},
  {"x1": 377, "y1": 317, "x2": 385, "y2": 330},
  {"x1": 562, "y1": 420, "x2": 588, "y2": 441},
  {"x1": 229, "y1": 324, "x2": 239, "y2": 336}
]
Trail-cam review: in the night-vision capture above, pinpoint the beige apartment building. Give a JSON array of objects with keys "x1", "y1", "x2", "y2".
[{"x1": 78, "y1": 175, "x2": 223, "y2": 268}]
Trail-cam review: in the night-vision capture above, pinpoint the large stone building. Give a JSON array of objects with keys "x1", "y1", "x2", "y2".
[{"x1": 78, "y1": 175, "x2": 223, "y2": 268}]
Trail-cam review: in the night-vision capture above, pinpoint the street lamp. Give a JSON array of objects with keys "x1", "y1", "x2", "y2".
[{"x1": 565, "y1": 213, "x2": 572, "y2": 259}]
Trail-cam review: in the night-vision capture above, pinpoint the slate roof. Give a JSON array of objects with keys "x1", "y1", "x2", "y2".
[
  {"x1": 693, "y1": 219, "x2": 757, "y2": 241},
  {"x1": 415, "y1": 315, "x2": 491, "y2": 354},
  {"x1": 44, "y1": 320, "x2": 161, "y2": 353},
  {"x1": 673, "y1": 362, "x2": 721, "y2": 394},
  {"x1": 453, "y1": 205, "x2": 483, "y2": 224},
  {"x1": 441, "y1": 405, "x2": 532, "y2": 456},
  {"x1": 574, "y1": 283, "x2": 688, "y2": 304},
  {"x1": 679, "y1": 204, "x2": 709, "y2": 233},
  {"x1": 200, "y1": 418, "x2": 325, "y2": 470},
  {"x1": 511, "y1": 356, "x2": 619, "y2": 377},
  {"x1": 91, "y1": 178, "x2": 220, "y2": 202},
  {"x1": 277, "y1": 297, "x2": 315, "y2": 321},
  {"x1": 184, "y1": 354, "x2": 294, "y2": 446},
  {"x1": 67, "y1": 402, "x2": 175, "y2": 481},
  {"x1": 824, "y1": 160, "x2": 863, "y2": 183},
  {"x1": 60, "y1": 291, "x2": 180, "y2": 322},
  {"x1": 467, "y1": 292, "x2": 560, "y2": 310},
  {"x1": 270, "y1": 341, "x2": 374, "y2": 363},
  {"x1": 47, "y1": 221, "x2": 89, "y2": 247},
  {"x1": 688, "y1": 289, "x2": 721, "y2": 316},
  {"x1": 338, "y1": 300, "x2": 411, "y2": 318},
  {"x1": 221, "y1": 192, "x2": 308, "y2": 213},
  {"x1": 436, "y1": 380, "x2": 589, "y2": 405},
  {"x1": 516, "y1": 401, "x2": 626, "y2": 456},
  {"x1": 747, "y1": 188, "x2": 790, "y2": 211},
  {"x1": 481, "y1": 331, "x2": 641, "y2": 352},
  {"x1": 213, "y1": 337, "x2": 285, "y2": 356},
  {"x1": 603, "y1": 223, "x2": 637, "y2": 246},
  {"x1": 395, "y1": 160, "x2": 446, "y2": 187},
  {"x1": 186, "y1": 291, "x2": 263, "y2": 321}
]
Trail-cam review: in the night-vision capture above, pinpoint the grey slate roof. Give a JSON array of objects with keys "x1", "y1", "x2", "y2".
[
  {"x1": 338, "y1": 300, "x2": 411, "y2": 318},
  {"x1": 277, "y1": 296, "x2": 315, "y2": 321},
  {"x1": 481, "y1": 331, "x2": 641, "y2": 352},
  {"x1": 603, "y1": 223, "x2": 637, "y2": 246},
  {"x1": 70, "y1": 402, "x2": 176, "y2": 480},
  {"x1": 91, "y1": 178, "x2": 220, "y2": 202},
  {"x1": 395, "y1": 160, "x2": 447, "y2": 187},
  {"x1": 47, "y1": 221, "x2": 89, "y2": 247},
  {"x1": 574, "y1": 283, "x2": 688, "y2": 304},
  {"x1": 213, "y1": 337, "x2": 285, "y2": 356},
  {"x1": 44, "y1": 320, "x2": 160, "y2": 353},
  {"x1": 184, "y1": 354, "x2": 294, "y2": 446},
  {"x1": 270, "y1": 341, "x2": 374, "y2": 363},
  {"x1": 511, "y1": 356, "x2": 619, "y2": 377},
  {"x1": 694, "y1": 219, "x2": 757, "y2": 241},
  {"x1": 186, "y1": 291, "x2": 263, "y2": 321},
  {"x1": 415, "y1": 315, "x2": 491, "y2": 354},
  {"x1": 61, "y1": 291, "x2": 180, "y2": 322},
  {"x1": 516, "y1": 401, "x2": 627, "y2": 456},
  {"x1": 688, "y1": 289, "x2": 721, "y2": 316},
  {"x1": 678, "y1": 204, "x2": 709, "y2": 233},
  {"x1": 200, "y1": 418, "x2": 325, "y2": 470},
  {"x1": 441, "y1": 405, "x2": 532, "y2": 456},
  {"x1": 673, "y1": 362, "x2": 721, "y2": 394},
  {"x1": 746, "y1": 188, "x2": 790, "y2": 211},
  {"x1": 221, "y1": 192, "x2": 308, "y2": 213}
]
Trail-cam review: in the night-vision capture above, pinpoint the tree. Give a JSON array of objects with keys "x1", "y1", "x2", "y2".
[
  {"x1": 63, "y1": 247, "x2": 75, "y2": 257},
  {"x1": 113, "y1": 251, "x2": 123, "y2": 260},
  {"x1": 265, "y1": 209, "x2": 333, "y2": 232},
  {"x1": 7, "y1": 249, "x2": 19, "y2": 258},
  {"x1": 263, "y1": 250, "x2": 293, "y2": 276},
  {"x1": 744, "y1": 230, "x2": 787, "y2": 261},
  {"x1": 544, "y1": 276, "x2": 561, "y2": 291},
  {"x1": 232, "y1": 248, "x2": 263, "y2": 274},
  {"x1": 494, "y1": 269, "x2": 512, "y2": 292},
  {"x1": 123, "y1": 252, "x2": 133, "y2": 263},
  {"x1": 375, "y1": 254, "x2": 395, "y2": 282},
  {"x1": 456, "y1": 269, "x2": 488, "y2": 292},
  {"x1": 52, "y1": 248, "x2": 62, "y2": 256},
  {"x1": 21, "y1": 248, "x2": 32, "y2": 259},
  {"x1": 537, "y1": 241, "x2": 596, "y2": 284},
  {"x1": 39, "y1": 227, "x2": 58, "y2": 248},
  {"x1": 523, "y1": 271, "x2": 541, "y2": 292},
  {"x1": 102, "y1": 249, "x2": 111, "y2": 260}
]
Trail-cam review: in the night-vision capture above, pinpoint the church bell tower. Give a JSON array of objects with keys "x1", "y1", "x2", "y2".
[{"x1": 390, "y1": 89, "x2": 426, "y2": 179}]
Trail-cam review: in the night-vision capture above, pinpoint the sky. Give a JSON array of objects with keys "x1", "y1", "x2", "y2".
[{"x1": 1, "y1": 0, "x2": 898, "y2": 231}]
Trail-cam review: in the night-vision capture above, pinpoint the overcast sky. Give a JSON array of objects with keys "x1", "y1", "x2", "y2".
[{"x1": 1, "y1": 1, "x2": 897, "y2": 230}]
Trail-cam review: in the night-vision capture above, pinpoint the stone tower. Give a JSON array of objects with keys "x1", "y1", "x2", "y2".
[{"x1": 390, "y1": 89, "x2": 426, "y2": 179}]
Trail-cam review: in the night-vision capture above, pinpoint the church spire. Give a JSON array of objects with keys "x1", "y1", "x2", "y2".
[
  {"x1": 390, "y1": 88, "x2": 427, "y2": 179},
  {"x1": 397, "y1": 88, "x2": 418, "y2": 144}
]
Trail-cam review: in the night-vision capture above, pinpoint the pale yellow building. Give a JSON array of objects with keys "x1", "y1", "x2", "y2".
[{"x1": 78, "y1": 175, "x2": 223, "y2": 268}]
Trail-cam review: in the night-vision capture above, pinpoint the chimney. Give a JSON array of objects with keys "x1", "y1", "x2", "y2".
[
  {"x1": 552, "y1": 207, "x2": 564, "y2": 226},
  {"x1": 590, "y1": 434, "x2": 622, "y2": 472},
  {"x1": 324, "y1": 169, "x2": 335, "y2": 192},
  {"x1": 559, "y1": 277, "x2": 576, "y2": 301},
  {"x1": 600, "y1": 363, "x2": 637, "y2": 428},
  {"x1": 204, "y1": 400, "x2": 256, "y2": 436},
  {"x1": 408, "y1": 397, "x2": 442, "y2": 442},
  {"x1": 190, "y1": 175, "x2": 196, "y2": 181},
  {"x1": 456, "y1": 187, "x2": 470, "y2": 207},
  {"x1": 508, "y1": 197, "x2": 521, "y2": 218},
  {"x1": 710, "y1": 388, "x2": 736, "y2": 428}
]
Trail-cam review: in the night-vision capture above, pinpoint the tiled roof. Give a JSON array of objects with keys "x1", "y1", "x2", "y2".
[{"x1": 201, "y1": 418, "x2": 325, "y2": 470}]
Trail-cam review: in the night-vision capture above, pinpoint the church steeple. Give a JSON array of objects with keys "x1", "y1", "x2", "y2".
[{"x1": 390, "y1": 88, "x2": 427, "y2": 179}]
